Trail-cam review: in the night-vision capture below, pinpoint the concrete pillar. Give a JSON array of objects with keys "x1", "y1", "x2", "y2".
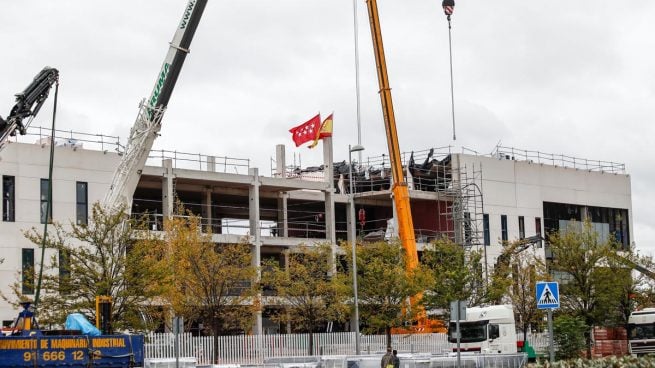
[
  {"x1": 207, "y1": 156, "x2": 216, "y2": 172},
  {"x1": 162, "y1": 159, "x2": 174, "y2": 220},
  {"x1": 277, "y1": 192, "x2": 289, "y2": 237},
  {"x1": 249, "y1": 168, "x2": 263, "y2": 335},
  {"x1": 202, "y1": 187, "x2": 212, "y2": 233},
  {"x1": 276, "y1": 144, "x2": 286, "y2": 177}
]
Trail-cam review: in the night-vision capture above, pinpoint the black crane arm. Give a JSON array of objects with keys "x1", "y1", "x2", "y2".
[{"x1": 0, "y1": 67, "x2": 59, "y2": 139}]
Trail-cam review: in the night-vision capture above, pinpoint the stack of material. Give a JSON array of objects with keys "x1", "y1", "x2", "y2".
[{"x1": 591, "y1": 327, "x2": 628, "y2": 357}]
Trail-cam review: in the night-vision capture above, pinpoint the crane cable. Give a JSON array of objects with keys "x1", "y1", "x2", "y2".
[
  {"x1": 33, "y1": 79, "x2": 59, "y2": 318},
  {"x1": 442, "y1": 0, "x2": 456, "y2": 141}
]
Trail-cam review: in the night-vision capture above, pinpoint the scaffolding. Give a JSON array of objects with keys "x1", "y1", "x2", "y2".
[
  {"x1": 328, "y1": 146, "x2": 486, "y2": 248},
  {"x1": 449, "y1": 161, "x2": 484, "y2": 250}
]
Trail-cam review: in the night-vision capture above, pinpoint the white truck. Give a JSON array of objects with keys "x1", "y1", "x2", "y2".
[
  {"x1": 628, "y1": 308, "x2": 655, "y2": 356},
  {"x1": 448, "y1": 304, "x2": 518, "y2": 354}
]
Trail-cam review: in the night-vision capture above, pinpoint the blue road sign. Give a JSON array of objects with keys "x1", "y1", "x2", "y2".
[{"x1": 536, "y1": 281, "x2": 559, "y2": 309}]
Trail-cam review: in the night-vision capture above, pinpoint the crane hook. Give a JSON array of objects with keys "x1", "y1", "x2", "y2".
[{"x1": 442, "y1": 0, "x2": 455, "y2": 21}]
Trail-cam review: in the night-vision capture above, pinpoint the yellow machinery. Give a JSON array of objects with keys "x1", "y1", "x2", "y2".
[
  {"x1": 364, "y1": 0, "x2": 445, "y2": 333},
  {"x1": 95, "y1": 295, "x2": 113, "y2": 334}
]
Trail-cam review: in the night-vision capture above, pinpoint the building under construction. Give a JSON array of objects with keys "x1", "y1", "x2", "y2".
[{"x1": 0, "y1": 127, "x2": 632, "y2": 333}]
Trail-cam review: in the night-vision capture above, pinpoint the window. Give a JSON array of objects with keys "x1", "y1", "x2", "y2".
[
  {"x1": 59, "y1": 249, "x2": 70, "y2": 280},
  {"x1": 463, "y1": 212, "x2": 472, "y2": 245},
  {"x1": 501, "y1": 215, "x2": 508, "y2": 242},
  {"x1": 76, "y1": 182, "x2": 88, "y2": 225},
  {"x1": 22, "y1": 248, "x2": 34, "y2": 295},
  {"x1": 483, "y1": 214, "x2": 490, "y2": 246},
  {"x1": 535, "y1": 217, "x2": 542, "y2": 247},
  {"x1": 518, "y1": 216, "x2": 525, "y2": 239},
  {"x1": 59, "y1": 249, "x2": 70, "y2": 294},
  {"x1": 2, "y1": 175, "x2": 15, "y2": 222},
  {"x1": 40, "y1": 178, "x2": 52, "y2": 224}
]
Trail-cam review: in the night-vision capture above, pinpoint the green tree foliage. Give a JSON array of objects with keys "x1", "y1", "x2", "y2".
[
  {"x1": 262, "y1": 243, "x2": 350, "y2": 355},
  {"x1": 346, "y1": 241, "x2": 431, "y2": 349},
  {"x1": 15, "y1": 203, "x2": 165, "y2": 331},
  {"x1": 490, "y1": 239, "x2": 547, "y2": 340},
  {"x1": 149, "y1": 211, "x2": 259, "y2": 363},
  {"x1": 553, "y1": 315, "x2": 587, "y2": 360},
  {"x1": 604, "y1": 248, "x2": 655, "y2": 323},
  {"x1": 421, "y1": 237, "x2": 486, "y2": 319},
  {"x1": 629, "y1": 254, "x2": 655, "y2": 310},
  {"x1": 545, "y1": 220, "x2": 628, "y2": 355}
]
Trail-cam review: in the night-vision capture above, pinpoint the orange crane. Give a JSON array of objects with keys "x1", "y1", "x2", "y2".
[{"x1": 364, "y1": 0, "x2": 444, "y2": 333}]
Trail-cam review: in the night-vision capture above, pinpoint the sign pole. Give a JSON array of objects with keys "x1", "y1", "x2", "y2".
[
  {"x1": 174, "y1": 316, "x2": 181, "y2": 368},
  {"x1": 536, "y1": 281, "x2": 559, "y2": 363},
  {"x1": 456, "y1": 300, "x2": 461, "y2": 368},
  {"x1": 548, "y1": 309, "x2": 554, "y2": 363}
]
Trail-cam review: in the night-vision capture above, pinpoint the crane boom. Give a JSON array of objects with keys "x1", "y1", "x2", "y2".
[
  {"x1": 0, "y1": 67, "x2": 59, "y2": 152},
  {"x1": 365, "y1": 0, "x2": 419, "y2": 270},
  {"x1": 103, "y1": 0, "x2": 208, "y2": 209}
]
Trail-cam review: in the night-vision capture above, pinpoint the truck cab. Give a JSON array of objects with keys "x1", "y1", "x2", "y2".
[
  {"x1": 628, "y1": 308, "x2": 655, "y2": 356},
  {"x1": 448, "y1": 305, "x2": 518, "y2": 354}
]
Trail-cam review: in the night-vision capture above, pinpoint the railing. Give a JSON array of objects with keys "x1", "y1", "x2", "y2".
[
  {"x1": 145, "y1": 332, "x2": 450, "y2": 365},
  {"x1": 147, "y1": 149, "x2": 250, "y2": 174},
  {"x1": 145, "y1": 331, "x2": 540, "y2": 366},
  {"x1": 491, "y1": 145, "x2": 626, "y2": 174},
  {"x1": 10, "y1": 126, "x2": 122, "y2": 153}
]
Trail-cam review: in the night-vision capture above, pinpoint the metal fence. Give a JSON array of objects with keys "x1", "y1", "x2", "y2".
[{"x1": 145, "y1": 332, "x2": 549, "y2": 366}]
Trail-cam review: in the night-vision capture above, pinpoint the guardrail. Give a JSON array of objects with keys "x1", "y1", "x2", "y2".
[
  {"x1": 492, "y1": 145, "x2": 625, "y2": 174},
  {"x1": 10, "y1": 126, "x2": 122, "y2": 153}
]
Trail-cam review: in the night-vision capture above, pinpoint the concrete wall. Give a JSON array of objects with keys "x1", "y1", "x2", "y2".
[
  {"x1": 0, "y1": 143, "x2": 119, "y2": 323},
  {"x1": 456, "y1": 153, "x2": 633, "y2": 267}
]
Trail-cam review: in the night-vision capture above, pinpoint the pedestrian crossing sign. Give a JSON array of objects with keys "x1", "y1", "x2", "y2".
[{"x1": 536, "y1": 281, "x2": 559, "y2": 309}]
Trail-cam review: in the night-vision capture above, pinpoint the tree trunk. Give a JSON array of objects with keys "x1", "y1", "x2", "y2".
[
  {"x1": 309, "y1": 331, "x2": 314, "y2": 356},
  {"x1": 213, "y1": 323, "x2": 220, "y2": 364},
  {"x1": 386, "y1": 326, "x2": 392, "y2": 350}
]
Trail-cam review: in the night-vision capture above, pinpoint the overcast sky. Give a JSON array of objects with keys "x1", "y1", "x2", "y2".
[{"x1": 2, "y1": 1, "x2": 654, "y2": 254}]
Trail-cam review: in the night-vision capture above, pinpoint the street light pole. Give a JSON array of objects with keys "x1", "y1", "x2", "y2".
[{"x1": 349, "y1": 144, "x2": 364, "y2": 355}]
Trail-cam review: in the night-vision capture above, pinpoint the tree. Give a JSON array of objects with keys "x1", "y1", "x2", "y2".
[
  {"x1": 553, "y1": 315, "x2": 587, "y2": 360},
  {"x1": 421, "y1": 237, "x2": 487, "y2": 319},
  {"x1": 348, "y1": 240, "x2": 431, "y2": 349},
  {"x1": 628, "y1": 254, "x2": 655, "y2": 310},
  {"x1": 545, "y1": 220, "x2": 627, "y2": 355},
  {"x1": 150, "y1": 212, "x2": 259, "y2": 364},
  {"x1": 14, "y1": 202, "x2": 165, "y2": 331},
  {"x1": 490, "y1": 240, "x2": 547, "y2": 340},
  {"x1": 261, "y1": 243, "x2": 350, "y2": 355}
]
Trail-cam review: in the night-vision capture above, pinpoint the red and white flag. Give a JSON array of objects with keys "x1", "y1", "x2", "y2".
[{"x1": 289, "y1": 113, "x2": 321, "y2": 147}]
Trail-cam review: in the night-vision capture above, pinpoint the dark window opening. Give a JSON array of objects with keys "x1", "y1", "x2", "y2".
[
  {"x1": 3, "y1": 175, "x2": 15, "y2": 222},
  {"x1": 483, "y1": 214, "x2": 490, "y2": 246},
  {"x1": 76, "y1": 182, "x2": 88, "y2": 225},
  {"x1": 543, "y1": 202, "x2": 630, "y2": 250},
  {"x1": 535, "y1": 217, "x2": 542, "y2": 247},
  {"x1": 22, "y1": 248, "x2": 34, "y2": 295},
  {"x1": 463, "y1": 212, "x2": 472, "y2": 246},
  {"x1": 501, "y1": 215, "x2": 508, "y2": 242},
  {"x1": 59, "y1": 249, "x2": 70, "y2": 294},
  {"x1": 40, "y1": 178, "x2": 52, "y2": 224},
  {"x1": 518, "y1": 216, "x2": 525, "y2": 239}
]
